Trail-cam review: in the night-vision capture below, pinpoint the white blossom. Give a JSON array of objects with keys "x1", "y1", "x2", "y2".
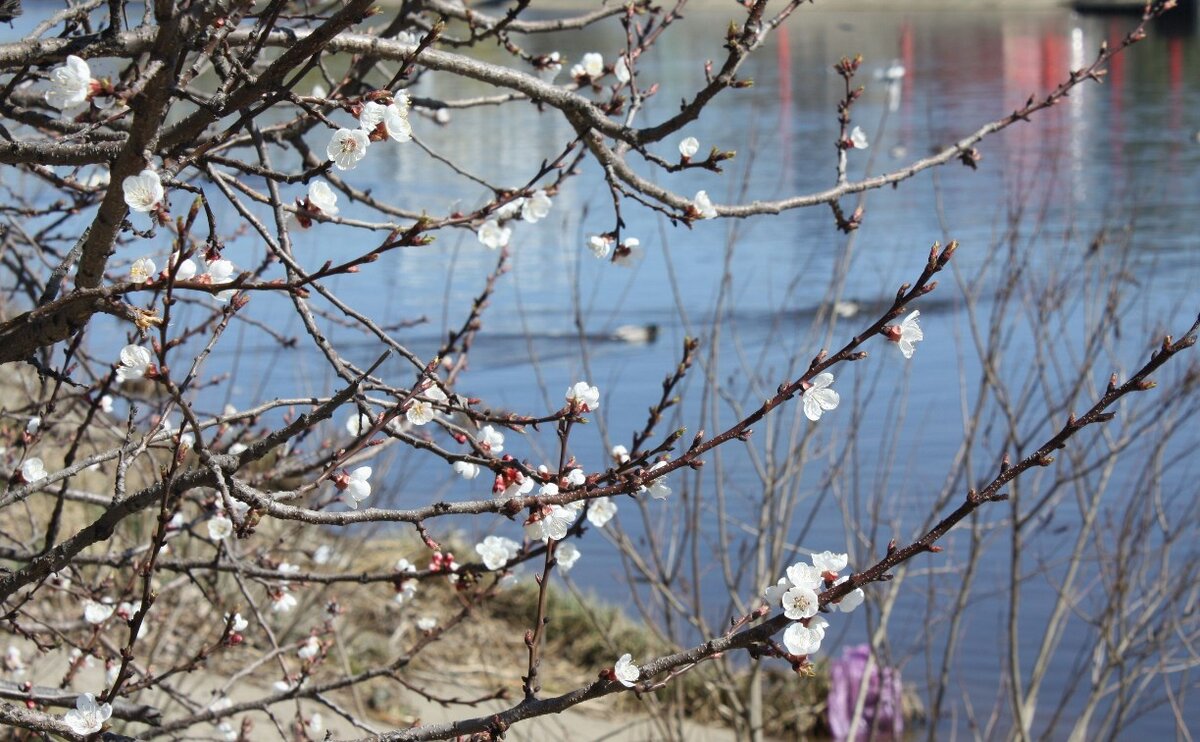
[
  {"x1": 811, "y1": 551, "x2": 849, "y2": 574},
  {"x1": 130, "y1": 256, "x2": 156, "y2": 283},
  {"x1": 5, "y1": 646, "x2": 26, "y2": 677},
  {"x1": 122, "y1": 169, "x2": 164, "y2": 213},
  {"x1": 564, "y1": 468, "x2": 586, "y2": 487},
  {"x1": 45, "y1": 55, "x2": 93, "y2": 111},
  {"x1": 556, "y1": 542, "x2": 581, "y2": 571},
  {"x1": 611, "y1": 445, "x2": 631, "y2": 464},
  {"x1": 496, "y1": 197, "x2": 525, "y2": 220},
  {"x1": 893, "y1": 309, "x2": 924, "y2": 359},
  {"x1": 384, "y1": 99, "x2": 413, "y2": 142},
  {"x1": 571, "y1": 52, "x2": 604, "y2": 81},
  {"x1": 416, "y1": 617, "x2": 437, "y2": 631},
  {"x1": 587, "y1": 497, "x2": 617, "y2": 527},
  {"x1": 394, "y1": 579, "x2": 417, "y2": 604},
  {"x1": 205, "y1": 258, "x2": 237, "y2": 302},
  {"x1": 582, "y1": 52, "x2": 604, "y2": 78},
  {"x1": 833, "y1": 575, "x2": 865, "y2": 613},
  {"x1": 307, "y1": 713, "x2": 324, "y2": 734},
  {"x1": 641, "y1": 461, "x2": 671, "y2": 500},
  {"x1": 98, "y1": 395, "x2": 113, "y2": 413},
  {"x1": 849, "y1": 125, "x2": 869, "y2": 149},
  {"x1": 525, "y1": 505, "x2": 574, "y2": 542},
  {"x1": 312, "y1": 545, "x2": 333, "y2": 565},
  {"x1": 271, "y1": 589, "x2": 297, "y2": 613},
  {"x1": 453, "y1": 460, "x2": 480, "y2": 479},
  {"x1": 62, "y1": 693, "x2": 112, "y2": 736},
  {"x1": 477, "y1": 219, "x2": 511, "y2": 249},
  {"x1": 337, "y1": 466, "x2": 373, "y2": 509},
  {"x1": 782, "y1": 616, "x2": 829, "y2": 656},
  {"x1": 227, "y1": 612, "x2": 249, "y2": 632},
  {"x1": 764, "y1": 577, "x2": 792, "y2": 606},
  {"x1": 781, "y1": 585, "x2": 820, "y2": 620},
  {"x1": 326, "y1": 127, "x2": 369, "y2": 170},
  {"x1": 477, "y1": 425, "x2": 505, "y2": 455},
  {"x1": 307, "y1": 180, "x2": 339, "y2": 217},
  {"x1": 614, "y1": 55, "x2": 631, "y2": 83},
  {"x1": 565, "y1": 381, "x2": 600, "y2": 412},
  {"x1": 359, "y1": 101, "x2": 387, "y2": 132},
  {"x1": 538, "y1": 52, "x2": 563, "y2": 83},
  {"x1": 613, "y1": 653, "x2": 639, "y2": 687},
  {"x1": 692, "y1": 190, "x2": 717, "y2": 219},
  {"x1": 521, "y1": 190, "x2": 552, "y2": 223},
  {"x1": 19, "y1": 458, "x2": 46, "y2": 483},
  {"x1": 395, "y1": 558, "x2": 416, "y2": 573},
  {"x1": 345, "y1": 411, "x2": 371, "y2": 436},
  {"x1": 171, "y1": 254, "x2": 197, "y2": 281},
  {"x1": 207, "y1": 513, "x2": 233, "y2": 541},
  {"x1": 587, "y1": 234, "x2": 613, "y2": 259},
  {"x1": 503, "y1": 475, "x2": 534, "y2": 501},
  {"x1": 802, "y1": 372, "x2": 840, "y2": 422},
  {"x1": 83, "y1": 599, "x2": 115, "y2": 625},
  {"x1": 786, "y1": 562, "x2": 824, "y2": 591},
  {"x1": 476, "y1": 535, "x2": 521, "y2": 570},
  {"x1": 407, "y1": 386, "x2": 447, "y2": 426},
  {"x1": 116, "y1": 344, "x2": 152, "y2": 382},
  {"x1": 297, "y1": 636, "x2": 320, "y2": 660},
  {"x1": 613, "y1": 237, "x2": 643, "y2": 267},
  {"x1": 679, "y1": 136, "x2": 700, "y2": 159}
]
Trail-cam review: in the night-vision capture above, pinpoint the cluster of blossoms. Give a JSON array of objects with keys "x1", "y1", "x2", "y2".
[
  {"x1": 116, "y1": 245, "x2": 234, "y2": 298},
  {"x1": 570, "y1": 52, "x2": 606, "y2": 82},
  {"x1": 476, "y1": 188, "x2": 555, "y2": 250},
  {"x1": 586, "y1": 233, "x2": 643, "y2": 265},
  {"x1": 795, "y1": 311, "x2": 922, "y2": 421},
  {"x1": 566, "y1": 50, "x2": 633, "y2": 85},
  {"x1": 326, "y1": 91, "x2": 413, "y2": 171},
  {"x1": 765, "y1": 551, "x2": 865, "y2": 658}
]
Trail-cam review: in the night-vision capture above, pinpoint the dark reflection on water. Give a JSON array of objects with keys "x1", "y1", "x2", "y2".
[{"x1": 5, "y1": 4, "x2": 1199, "y2": 737}]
